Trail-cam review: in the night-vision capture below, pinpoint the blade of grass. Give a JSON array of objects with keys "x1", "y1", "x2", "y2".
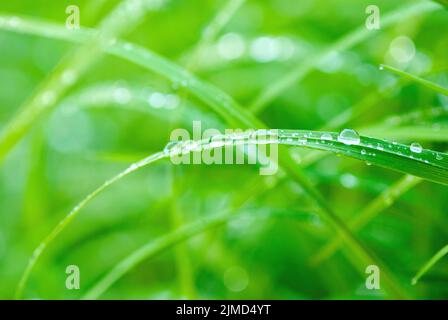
[
  {"x1": 380, "y1": 64, "x2": 448, "y2": 96},
  {"x1": 249, "y1": 2, "x2": 441, "y2": 113},
  {"x1": 412, "y1": 244, "x2": 448, "y2": 285},
  {"x1": 14, "y1": 151, "x2": 166, "y2": 299}
]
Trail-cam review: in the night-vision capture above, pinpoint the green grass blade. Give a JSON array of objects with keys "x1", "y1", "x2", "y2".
[
  {"x1": 380, "y1": 64, "x2": 448, "y2": 96},
  {"x1": 249, "y1": 2, "x2": 440, "y2": 113},
  {"x1": 14, "y1": 152, "x2": 166, "y2": 299},
  {"x1": 412, "y1": 244, "x2": 448, "y2": 285},
  {"x1": 277, "y1": 130, "x2": 448, "y2": 185}
]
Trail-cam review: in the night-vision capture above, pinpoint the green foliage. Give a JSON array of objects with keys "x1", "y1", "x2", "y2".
[{"x1": 0, "y1": 0, "x2": 447, "y2": 300}]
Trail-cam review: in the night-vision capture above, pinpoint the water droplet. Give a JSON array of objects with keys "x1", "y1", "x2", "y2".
[
  {"x1": 321, "y1": 133, "x2": 333, "y2": 141},
  {"x1": 217, "y1": 33, "x2": 246, "y2": 61},
  {"x1": 340, "y1": 173, "x2": 358, "y2": 188},
  {"x1": 377, "y1": 144, "x2": 384, "y2": 151},
  {"x1": 163, "y1": 141, "x2": 181, "y2": 155},
  {"x1": 124, "y1": 43, "x2": 134, "y2": 51},
  {"x1": 361, "y1": 149, "x2": 367, "y2": 155},
  {"x1": 148, "y1": 92, "x2": 167, "y2": 108},
  {"x1": 379, "y1": 65, "x2": 384, "y2": 71},
  {"x1": 207, "y1": 135, "x2": 223, "y2": 148},
  {"x1": 113, "y1": 87, "x2": 131, "y2": 104},
  {"x1": 182, "y1": 141, "x2": 201, "y2": 153},
  {"x1": 40, "y1": 91, "x2": 56, "y2": 106},
  {"x1": 337, "y1": 129, "x2": 360, "y2": 145},
  {"x1": 8, "y1": 16, "x2": 21, "y2": 27},
  {"x1": 436, "y1": 153, "x2": 443, "y2": 161},
  {"x1": 61, "y1": 70, "x2": 77, "y2": 85},
  {"x1": 128, "y1": 163, "x2": 140, "y2": 171},
  {"x1": 164, "y1": 94, "x2": 180, "y2": 109},
  {"x1": 410, "y1": 142, "x2": 423, "y2": 154}
]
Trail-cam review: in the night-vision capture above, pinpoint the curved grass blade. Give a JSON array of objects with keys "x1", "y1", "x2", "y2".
[
  {"x1": 16, "y1": 129, "x2": 448, "y2": 298},
  {"x1": 249, "y1": 2, "x2": 441, "y2": 113},
  {"x1": 15, "y1": 152, "x2": 166, "y2": 299},
  {"x1": 380, "y1": 64, "x2": 448, "y2": 96},
  {"x1": 412, "y1": 244, "x2": 448, "y2": 285}
]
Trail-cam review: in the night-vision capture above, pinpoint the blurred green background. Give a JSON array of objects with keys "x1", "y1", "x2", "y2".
[{"x1": 0, "y1": 0, "x2": 447, "y2": 299}]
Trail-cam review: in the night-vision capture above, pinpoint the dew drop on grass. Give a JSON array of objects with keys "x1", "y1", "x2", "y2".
[
  {"x1": 436, "y1": 153, "x2": 443, "y2": 161},
  {"x1": 113, "y1": 87, "x2": 131, "y2": 104},
  {"x1": 321, "y1": 133, "x2": 333, "y2": 141},
  {"x1": 124, "y1": 43, "x2": 134, "y2": 51},
  {"x1": 298, "y1": 137, "x2": 307, "y2": 144},
  {"x1": 8, "y1": 16, "x2": 21, "y2": 27},
  {"x1": 410, "y1": 142, "x2": 423, "y2": 154},
  {"x1": 340, "y1": 173, "x2": 358, "y2": 188},
  {"x1": 163, "y1": 141, "x2": 181, "y2": 155},
  {"x1": 61, "y1": 70, "x2": 77, "y2": 85},
  {"x1": 361, "y1": 149, "x2": 367, "y2": 155},
  {"x1": 337, "y1": 129, "x2": 360, "y2": 145},
  {"x1": 40, "y1": 91, "x2": 56, "y2": 106}
]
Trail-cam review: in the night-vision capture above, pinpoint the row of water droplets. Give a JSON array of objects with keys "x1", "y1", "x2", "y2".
[
  {"x1": 163, "y1": 130, "x2": 279, "y2": 156},
  {"x1": 162, "y1": 128, "x2": 445, "y2": 163}
]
